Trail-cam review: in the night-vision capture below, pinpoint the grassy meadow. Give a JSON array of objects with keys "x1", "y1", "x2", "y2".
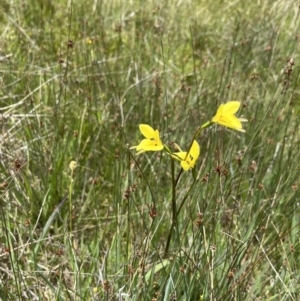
[{"x1": 1, "y1": 0, "x2": 300, "y2": 300}]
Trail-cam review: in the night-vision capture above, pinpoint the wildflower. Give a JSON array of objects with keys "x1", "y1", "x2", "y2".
[
  {"x1": 130, "y1": 124, "x2": 164, "y2": 155},
  {"x1": 69, "y1": 160, "x2": 77, "y2": 171},
  {"x1": 212, "y1": 101, "x2": 247, "y2": 132},
  {"x1": 173, "y1": 140, "x2": 200, "y2": 171}
]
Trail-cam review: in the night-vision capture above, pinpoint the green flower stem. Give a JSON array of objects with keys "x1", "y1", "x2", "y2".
[
  {"x1": 183, "y1": 121, "x2": 212, "y2": 162},
  {"x1": 69, "y1": 169, "x2": 74, "y2": 232},
  {"x1": 171, "y1": 159, "x2": 176, "y2": 220},
  {"x1": 163, "y1": 144, "x2": 172, "y2": 156},
  {"x1": 176, "y1": 121, "x2": 212, "y2": 186},
  {"x1": 129, "y1": 150, "x2": 156, "y2": 208},
  {"x1": 174, "y1": 168, "x2": 183, "y2": 188},
  {"x1": 165, "y1": 121, "x2": 213, "y2": 254},
  {"x1": 176, "y1": 180, "x2": 196, "y2": 217},
  {"x1": 201, "y1": 121, "x2": 213, "y2": 130},
  {"x1": 165, "y1": 170, "x2": 197, "y2": 254},
  {"x1": 165, "y1": 157, "x2": 177, "y2": 254},
  {"x1": 175, "y1": 120, "x2": 212, "y2": 212}
]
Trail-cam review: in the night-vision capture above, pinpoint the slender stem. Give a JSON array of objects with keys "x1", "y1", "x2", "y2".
[
  {"x1": 69, "y1": 170, "x2": 74, "y2": 232},
  {"x1": 171, "y1": 160, "x2": 176, "y2": 224},
  {"x1": 129, "y1": 150, "x2": 156, "y2": 207},
  {"x1": 165, "y1": 223, "x2": 174, "y2": 255},
  {"x1": 184, "y1": 122, "x2": 211, "y2": 161},
  {"x1": 176, "y1": 181, "x2": 195, "y2": 217},
  {"x1": 174, "y1": 168, "x2": 183, "y2": 188},
  {"x1": 165, "y1": 159, "x2": 176, "y2": 254},
  {"x1": 165, "y1": 172, "x2": 196, "y2": 255},
  {"x1": 164, "y1": 122, "x2": 212, "y2": 255}
]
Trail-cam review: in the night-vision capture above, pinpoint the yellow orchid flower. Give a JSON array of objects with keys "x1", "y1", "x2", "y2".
[
  {"x1": 130, "y1": 124, "x2": 164, "y2": 155},
  {"x1": 212, "y1": 101, "x2": 247, "y2": 132},
  {"x1": 172, "y1": 140, "x2": 200, "y2": 171}
]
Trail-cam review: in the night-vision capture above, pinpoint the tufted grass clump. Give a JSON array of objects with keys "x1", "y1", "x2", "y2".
[{"x1": 0, "y1": 0, "x2": 300, "y2": 300}]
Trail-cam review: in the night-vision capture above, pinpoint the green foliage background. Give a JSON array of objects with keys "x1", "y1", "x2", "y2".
[{"x1": 0, "y1": 0, "x2": 300, "y2": 300}]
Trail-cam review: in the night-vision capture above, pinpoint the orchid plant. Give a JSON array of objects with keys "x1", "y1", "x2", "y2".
[{"x1": 130, "y1": 101, "x2": 247, "y2": 253}]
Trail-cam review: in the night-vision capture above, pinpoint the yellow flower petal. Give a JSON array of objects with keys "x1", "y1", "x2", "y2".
[
  {"x1": 172, "y1": 152, "x2": 187, "y2": 161},
  {"x1": 213, "y1": 115, "x2": 241, "y2": 129},
  {"x1": 173, "y1": 140, "x2": 200, "y2": 171},
  {"x1": 212, "y1": 101, "x2": 247, "y2": 132},
  {"x1": 222, "y1": 101, "x2": 240, "y2": 114},
  {"x1": 190, "y1": 140, "x2": 200, "y2": 161},
  {"x1": 139, "y1": 124, "x2": 156, "y2": 139},
  {"x1": 136, "y1": 139, "x2": 164, "y2": 151},
  {"x1": 131, "y1": 124, "x2": 164, "y2": 154},
  {"x1": 181, "y1": 161, "x2": 190, "y2": 171}
]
